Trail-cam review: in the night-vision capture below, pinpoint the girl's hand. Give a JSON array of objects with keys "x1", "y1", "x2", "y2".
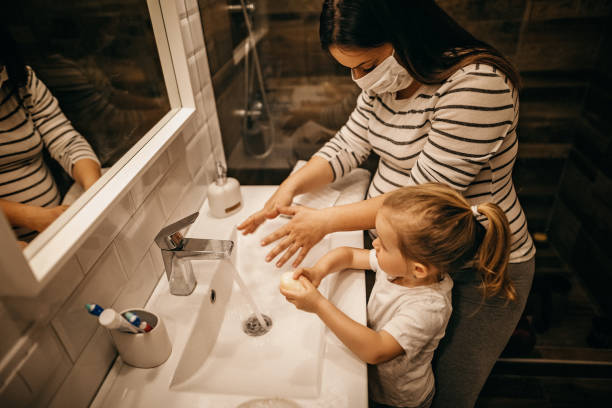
[
  {"x1": 280, "y1": 276, "x2": 324, "y2": 314},
  {"x1": 237, "y1": 185, "x2": 295, "y2": 234},
  {"x1": 29, "y1": 205, "x2": 69, "y2": 232},
  {"x1": 262, "y1": 205, "x2": 329, "y2": 268}
]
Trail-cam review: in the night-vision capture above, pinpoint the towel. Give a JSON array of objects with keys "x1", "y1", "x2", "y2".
[{"x1": 290, "y1": 160, "x2": 371, "y2": 209}]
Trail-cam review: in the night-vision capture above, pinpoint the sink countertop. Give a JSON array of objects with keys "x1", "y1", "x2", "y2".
[{"x1": 91, "y1": 186, "x2": 368, "y2": 408}]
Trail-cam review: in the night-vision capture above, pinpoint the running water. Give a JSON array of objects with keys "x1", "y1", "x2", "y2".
[{"x1": 224, "y1": 259, "x2": 268, "y2": 329}]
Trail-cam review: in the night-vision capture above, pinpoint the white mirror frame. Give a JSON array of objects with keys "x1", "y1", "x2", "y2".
[{"x1": 0, "y1": 0, "x2": 196, "y2": 296}]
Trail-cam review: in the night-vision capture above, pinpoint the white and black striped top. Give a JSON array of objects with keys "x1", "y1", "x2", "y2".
[
  {"x1": 314, "y1": 64, "x2": 535, "y2": 263},
  {"x1": 0, "y1": 67, "x2": 100, "y2": 241}
]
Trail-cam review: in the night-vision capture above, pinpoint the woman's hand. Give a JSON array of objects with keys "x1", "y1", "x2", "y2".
[
  {"x1": 261, "y1": 205, "x2": 329, "y2": 268},
  {"x1": 237, "y1": 185, "x2": 295, "y2": 234},
  {"x1": 280, "y1": 276, "x2": 325, "y2": 314}
]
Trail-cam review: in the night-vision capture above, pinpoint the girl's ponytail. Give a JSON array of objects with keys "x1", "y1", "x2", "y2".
[{"x1": 473, "y1": 203, "x2": 516, "y2": 301}]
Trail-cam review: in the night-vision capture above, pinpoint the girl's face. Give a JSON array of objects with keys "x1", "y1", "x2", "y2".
[
  {"x1": 372, "y1": 210, "x2": 413, "y2": 278},
  {"x1": 329, "y1": 43, "x2": 393, "y2": 79}
]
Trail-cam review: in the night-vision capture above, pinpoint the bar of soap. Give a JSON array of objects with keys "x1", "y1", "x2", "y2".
[{"x1": 280, "y1": 271, "x2": 304, "y2": 292}]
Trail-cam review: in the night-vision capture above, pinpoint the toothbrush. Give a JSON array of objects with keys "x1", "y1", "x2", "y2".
[
  {"x1": 85, "y1": 303, "x2": 104, "y2": 316},
  {"x1": 98, "y1": 309, "x2": 140, "y2": 333},
  {"x1": 123, "y1": 311, "x2": 152, "y2": 333}
]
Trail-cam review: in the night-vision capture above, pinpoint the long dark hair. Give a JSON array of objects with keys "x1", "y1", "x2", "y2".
[
  {"x1": 320, "y1": 0, "x2": 521, "y2": 89},
  {"x1": 0, "y1": 25, "x2": 29, "y2": 90}
]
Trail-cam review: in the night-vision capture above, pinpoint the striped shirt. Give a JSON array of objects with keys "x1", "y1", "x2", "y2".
[
  {"x1": 314, "y1": 64, "x2": 535, "y2": 263},
  {"x1": 0, "y1": 66, "x2": 100, "y2": 240}
]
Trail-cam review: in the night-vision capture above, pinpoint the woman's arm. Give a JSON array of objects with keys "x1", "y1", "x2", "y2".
[
  {"x1": 72, "y1": 158, "x2": 101, "y2": 191},
  {"x1": 0, "y1": 199, "x2": 67, "y2": 232}
]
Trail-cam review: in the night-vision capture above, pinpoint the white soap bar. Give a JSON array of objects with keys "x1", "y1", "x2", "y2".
[{"x1": 280, "y1": 271, "x2": 304, "y2": 292}]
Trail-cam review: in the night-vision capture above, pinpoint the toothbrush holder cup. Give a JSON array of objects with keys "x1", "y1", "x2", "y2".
[{"x1": 109, "y1": 308, "x2": 172, "y2": 368}]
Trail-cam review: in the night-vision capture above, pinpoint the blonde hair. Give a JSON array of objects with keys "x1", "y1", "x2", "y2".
[{"x1": 382, "y1": 183, "x2": 516, "y2": 301}]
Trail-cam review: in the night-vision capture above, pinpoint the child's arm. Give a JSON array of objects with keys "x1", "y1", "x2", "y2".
[
  {"x1": 281, "y1": 276, "x2": 403, "y2": 365},
  {"x1": 293, "y1": 246, "x2": 370, "y2": 287}
]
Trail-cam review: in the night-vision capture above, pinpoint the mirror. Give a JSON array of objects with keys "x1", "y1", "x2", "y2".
[{"x1": 1, "y1": 0, "x2": 172, "y2": 249}]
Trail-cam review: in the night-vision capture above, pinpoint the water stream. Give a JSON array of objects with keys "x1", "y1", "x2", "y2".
[{"x1": 224, "y1": 259, "x2": 269, "y2": 330}]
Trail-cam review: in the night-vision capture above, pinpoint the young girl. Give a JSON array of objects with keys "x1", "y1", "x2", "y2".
[{"x1": 280, "y1": 183, "x2": 515, "y2": 408}]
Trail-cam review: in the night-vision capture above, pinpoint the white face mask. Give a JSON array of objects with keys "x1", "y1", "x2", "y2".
[
  {"x1": 0, "y1": 66, "x2": 8, "y2": 88},
  {"x1": 352, "y1": 52, "x2": 413, "y2": 95}
]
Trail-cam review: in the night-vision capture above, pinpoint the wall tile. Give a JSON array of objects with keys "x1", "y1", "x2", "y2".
[
  {"x1": 76, "y1": 193, "x2": 134, "y2": 273},
  {"x1": 157, "y1": 158, "x2": 192, "y2": 218},
  {"x1": 188, "y1": 55, "x2": 200, "y2": 96},
  {"x1": 180, "y1": 17, "x2": 194, "y2": 57},
  {"x1": 189, "y1": 11, "x2": 206, "y2": 55},
  {"x1": 185, "y1": 131, "x2": 207, "y2": 180},
  {"x1": 0, "y1": 303, "x2": 27, "y2": 366},
  {"x1": 185, "y1": 0, "x2": 198, "y2": 16},
  {"x1": 1, "y1": 256, "x2": 83, "y2": 341},
  {"x1": 166, "y1": 130, "x2": 187, "y2": 165},
  {"x1": 19, "y1": 327, "x2": 72, "y2": 408},
  {"x1": 52, "y1": 245, "x2": 126, "y2": 362},
  {"x1": 130, "y1": 152, "x2": 170, "y2": 209},
  {"x1": 48, "y1": 328, "x2": 116, "y2": 408},
  {"x1": 149, "y1": 243, "x2": 166, "y2": 280},
  {"x1": 175, "y1": 0, "x2": 187, "y2": 19},
  {"x1": 195, "y1": 47, "x2": 210, "y2": 85},
  {"x1": 0, "y1": 372, "x2": 33, "y2": 408},
  {"x1": 113, "y1": 251, "x2": 158, "y2": 313},
  {"x1": 202, "y1": 83, "x2": 216, "y2": 121},
  {"x1": 115, "y1": 189, "x2": 166, "y2": 275}
]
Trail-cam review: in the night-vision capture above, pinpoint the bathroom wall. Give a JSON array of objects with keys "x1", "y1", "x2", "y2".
[
  {"x1": 548, "y1": 17, "x2": 612, "y2": 318},
  {"x1": 0, "y1": 1, "x2": 222, "y2": 407}
]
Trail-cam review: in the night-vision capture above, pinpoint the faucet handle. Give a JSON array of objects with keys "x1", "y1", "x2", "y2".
[{"x1": 155, "y1": 212, "x2": 199, "y2": 250}]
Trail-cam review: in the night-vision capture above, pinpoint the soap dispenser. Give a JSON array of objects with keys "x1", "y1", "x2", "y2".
[{"x1": 207, "y1": 161, "x2": 242, "y2": 218}]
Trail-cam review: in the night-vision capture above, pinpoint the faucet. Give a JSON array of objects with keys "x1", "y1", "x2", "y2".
[{"x1": 154, "y1": 212, "x2": 234, "y2": 296}]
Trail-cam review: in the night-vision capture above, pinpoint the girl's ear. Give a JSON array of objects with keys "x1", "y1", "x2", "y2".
[{"x1": 413, "y1": 262, "x2": 430, "y2": 279}]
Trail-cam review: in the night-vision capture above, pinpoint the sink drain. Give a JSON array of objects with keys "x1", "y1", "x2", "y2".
[{"x1": 242, "y1": 314, "x2": 272, "y2": 336}]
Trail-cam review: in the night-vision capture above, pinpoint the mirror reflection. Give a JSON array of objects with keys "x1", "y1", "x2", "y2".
[{"x1": 1, "y1": 0, "x2": 171, "y2": 247}]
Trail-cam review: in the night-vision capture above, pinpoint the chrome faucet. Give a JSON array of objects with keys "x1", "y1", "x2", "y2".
[{"x1": 154, "y1": 212, "x2": 234, "y2": 296}]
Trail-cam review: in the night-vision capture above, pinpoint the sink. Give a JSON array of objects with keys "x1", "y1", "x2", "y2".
[{"x1": 170, "y1": 219, "x2": 331, "y2": 398}]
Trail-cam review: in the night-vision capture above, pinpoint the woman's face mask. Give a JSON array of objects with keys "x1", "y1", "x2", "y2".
[
  {"x1": 351, "y1": 52, "x2": 413, "y2": 95},
  {"x1": 0, "y1": 66, "x2": 8, "y2": 88}
]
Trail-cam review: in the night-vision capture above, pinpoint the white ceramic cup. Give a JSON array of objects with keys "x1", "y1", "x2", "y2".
[{"x1": 109, "y1": 308, "x2": 172, "y2": 368}]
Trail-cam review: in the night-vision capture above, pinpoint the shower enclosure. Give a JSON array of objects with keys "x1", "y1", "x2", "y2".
[{"x1": 200, "y1": 1, "x2": 612, "y2": 402}]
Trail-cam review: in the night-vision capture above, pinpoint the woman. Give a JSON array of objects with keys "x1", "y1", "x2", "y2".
[
  {"x1": 239, "y1": 1, "x2": 535, "y2": 406},
  {"x1": 1, "y1": 27, "x2": 101, "y2": 246}
]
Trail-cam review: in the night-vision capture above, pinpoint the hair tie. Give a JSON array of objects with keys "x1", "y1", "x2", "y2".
[{"x1": 470, "y1": 205, "x2": 479, "y2": 217}]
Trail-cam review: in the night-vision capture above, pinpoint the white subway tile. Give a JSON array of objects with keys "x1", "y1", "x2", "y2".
[
  {"x1": 0, "y1": 302, "x2": 26, "y2": 365},
  {"x1": 76, "y1": 193, "x2": 134, "y2": 273},
  {"x1": 195, "y1": 49, "x2": 210, "y2": 85},
  {"x1": 195, "y1": 90, "x2": 206, "y2": 120},
  {"x1": 149, "y1": 243, "x2": 165, "y2": 280},
  {"x1": 187, "y1": 54, "x2": 200, "y2": 95},
  {"x1": 202, "y1": 83, "x2": 216, "y2": 121},
  {"x1": 185, "y1": 0, "x2": 198, "y2": 15},
  {"x1": 175, "y1": 0, "x2": 187, "y2": 19},
  {"x1": 130, "y1": 152, "x2": 170, "y2": 210},
  {"x1": 48, "y1": 328, "x2": 116, "y2": 408},
  {"x1": 51, "y1": 245, "x2": 126, "y2": 362},
  {"x1": 112, "y1": 251, "x2": 158, "y2": 313},
  {"x1": 166, "y1": 131, "x2": 186, "y2": 165},
  {"x1": 180, "y1": 17, "x2": 194, "y2": 57},
  {"x1": 185, "y1": 131, "x2": 208, "y2": 180},
  {"x1": 115, "y1": 190, "x2": 166, "y2": 275},
  {"x1": 171, "y1": 176, "x2": 207, "y2": 224},
  {"x1": 190, "y1": 13, "x2": 206, "y2": 53},
  {"x1": 0, "y1": 372, "x2": 33, "y2": 408},
  {"x1": 19, "y1": 327, "x2": 72, "y2": 408},
  {"x1": 182, "y1": 118, "x2": 198, "y2": 144},
  {"x1": 158, "y1": 158, "x2": 192, "y2": 218}
]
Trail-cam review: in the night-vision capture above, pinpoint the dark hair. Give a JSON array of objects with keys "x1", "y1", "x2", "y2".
[
  {"x1": 0, "y1": 25, "x2": 29, "y2": 90},
  {"x1": 320, "y1": 0, "x2": 521, "y2": 89}
]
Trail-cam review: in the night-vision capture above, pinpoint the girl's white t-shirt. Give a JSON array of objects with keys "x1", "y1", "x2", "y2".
[{"x1": 367, "y1": 250, "x2": 453, "y2": 407}]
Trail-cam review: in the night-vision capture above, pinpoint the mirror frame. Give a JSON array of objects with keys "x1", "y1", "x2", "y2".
[{"x1": 0, "y1": 0, "x2": 197, "y2": 296}]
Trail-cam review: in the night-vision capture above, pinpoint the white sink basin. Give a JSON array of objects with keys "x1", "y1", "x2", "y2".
[
  {"x1": 170, "y1": 220, "x2": 330, "y2": 397},
  {"x1": 91, "y1": 186, "x2": 367, "y2": 408}
]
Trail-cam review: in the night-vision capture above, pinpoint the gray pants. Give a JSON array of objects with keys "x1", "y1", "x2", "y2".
[{"x1": 430, "y1": 257, "x2": 535, "y2": 408}]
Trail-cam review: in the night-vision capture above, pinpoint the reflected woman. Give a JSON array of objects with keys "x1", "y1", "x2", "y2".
[{"x1": 0, "y1": 27, "x2": 101, "y2": 247}]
